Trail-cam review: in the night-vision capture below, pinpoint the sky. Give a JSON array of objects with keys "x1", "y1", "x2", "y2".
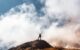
[
  {"x1": 0, "y1": 0, "x2": 23, "y2": 15},
  {"x1": 0, "y1": 0, "x2": 80, "y2": 50},
  {"x1": 0, "y1": 0, "x2": 45, "y2": 16}
]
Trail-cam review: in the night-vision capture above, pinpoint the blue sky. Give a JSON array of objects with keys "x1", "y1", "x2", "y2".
[
  {"x1": 0, "y1": 0, "x2": 45, "y2": 16},
  {"x1": 0, "y1": 0, "x2": 23, "y2": 15}
]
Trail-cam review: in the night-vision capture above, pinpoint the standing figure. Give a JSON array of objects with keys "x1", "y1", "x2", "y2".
[{"x1": 38, "y1": 33, "x2": 42, "y2": 40}]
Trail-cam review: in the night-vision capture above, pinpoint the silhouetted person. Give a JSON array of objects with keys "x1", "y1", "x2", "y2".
[{"x1": 38, "y1": 33, "x2": 42, "y2": 40}]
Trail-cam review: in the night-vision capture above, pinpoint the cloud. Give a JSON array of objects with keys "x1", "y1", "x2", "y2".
[
  {"x1": 45, "y1": 0, "x2": 80, "y2": 17},
  {"x1": 44, "y1": 0, "x2": 80, "y2": 48},
  {"x1": 0, "y1": 3, "x2": 42, "y2": 49}
]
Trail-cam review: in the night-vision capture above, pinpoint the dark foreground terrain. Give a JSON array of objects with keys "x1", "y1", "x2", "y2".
[{"x1": 9, "y1": 40, "x2": 80, "y2": 50}]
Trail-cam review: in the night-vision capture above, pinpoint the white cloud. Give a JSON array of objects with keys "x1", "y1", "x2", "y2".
[
  {"x1": 45, "y1": 0, "x2": 80, "y2": 17},
  {"x1": 44, "y1": 0, "x2": 80, "y2": 48},
  {"x1": 0, "y1": 3, "x2": 41, "y2": 47}
]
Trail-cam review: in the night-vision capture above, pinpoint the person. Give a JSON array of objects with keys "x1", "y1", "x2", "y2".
[{"x1": 38, "y1": 33, "x2": 42, "y2": 40}]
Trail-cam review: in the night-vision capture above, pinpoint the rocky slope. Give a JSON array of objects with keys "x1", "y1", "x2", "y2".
[
  {"x1": 9, "y1": 40, "x2": 52, "y2": 50},
  {"x1": 9, "y1": 40, "x2": 80, "y2": 50}
]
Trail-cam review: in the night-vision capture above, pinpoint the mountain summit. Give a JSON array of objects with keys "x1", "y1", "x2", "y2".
[
  {"x1": 9, "y1": 40, "x2": 80, "y2": 50},
  {"x1": 9, "y1": 40, "x2": 52, "y2": 50}
]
